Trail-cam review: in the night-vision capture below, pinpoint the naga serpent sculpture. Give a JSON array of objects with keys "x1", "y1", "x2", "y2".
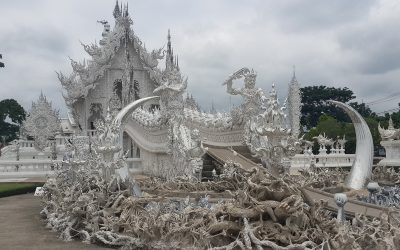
[
  {"x1": 328, "y1": 100, "x2": 373, "y2": 190},
  {"x1": 113, "y1": 96, "x2": 160, "y2": 126}
]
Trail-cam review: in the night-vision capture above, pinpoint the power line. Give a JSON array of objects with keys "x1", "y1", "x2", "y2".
[
  {"x1": 376, "y1": 107, "x2": 400, "y2": 115},
  {"x1": 366, "y1": 91, "x2": 400, "y2": 105}
]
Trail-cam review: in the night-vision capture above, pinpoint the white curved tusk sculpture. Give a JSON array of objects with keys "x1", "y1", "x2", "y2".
[
  {"x1": 113, "y1": 96, "x2": 160, "y2": 126},
  {"x1": 328, "y1": 100, "x2": 373, "y2": 190}
]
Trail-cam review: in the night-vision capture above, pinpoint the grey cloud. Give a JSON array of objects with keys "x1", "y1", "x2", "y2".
[
  {"x1": 1, "y1": 26, "x2": 69, "y2": 61},
  {"x1": 256, "y1": 0, "x2": 376, "y2": 32},
  {"x1": 1, "y1": 0, "x2": 400, "y2": 116},
  {"x1": 338, "y1": 22, "x2": 400, "y2": 74}
]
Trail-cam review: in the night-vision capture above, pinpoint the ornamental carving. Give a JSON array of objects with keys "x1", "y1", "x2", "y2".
[{"x1": 22, "y1": 93, "x2": 61, "y2": 151}]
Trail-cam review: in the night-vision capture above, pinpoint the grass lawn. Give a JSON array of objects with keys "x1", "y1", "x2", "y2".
[{"x1": 0, "y1": 182, "x2": 44, "y2": 198}]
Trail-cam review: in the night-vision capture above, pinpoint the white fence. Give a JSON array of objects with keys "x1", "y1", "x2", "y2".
[
  {"x1": 0, "y1": 159, "x2": 62, "y2": 172},
  {"x1": 291, "y1": 154, "x2": 355, "y2": 172}
]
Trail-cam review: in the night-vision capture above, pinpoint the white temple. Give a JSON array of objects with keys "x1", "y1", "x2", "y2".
[{"x1": 0, "y1": 2, "x2": 304, "y2": 179}]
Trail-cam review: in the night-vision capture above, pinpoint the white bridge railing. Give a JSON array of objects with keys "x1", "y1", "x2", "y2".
[
  {"x1": 291, "y1": 154, "x2": 355, "y2": 170},
  {"x1": 0, "y1": 158, "x2": 143, "y2": 174},
  {"x1": 0, "y1": 159, "x2": 62, "y2": 172}
]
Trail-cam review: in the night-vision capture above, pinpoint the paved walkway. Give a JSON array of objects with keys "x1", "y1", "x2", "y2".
[{"x1": 0, "y1": 194, "x2": 112, "y2": 250}]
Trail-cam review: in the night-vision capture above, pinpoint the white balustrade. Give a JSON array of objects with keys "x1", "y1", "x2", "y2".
[
  {"x1": 0, "y1": 159, "x2": 62, "y2": 172},
  {"x1": 291, "y1": 153, "x2": 355, "y2": 170}
]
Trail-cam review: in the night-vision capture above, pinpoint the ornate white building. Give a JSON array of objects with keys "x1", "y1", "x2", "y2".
[
  {"x1": 57, "y1": 2, "x2": 181, "y2": 135},
  {"x1": 0, "y1": 2, "x2": 303, "y2": 180}
]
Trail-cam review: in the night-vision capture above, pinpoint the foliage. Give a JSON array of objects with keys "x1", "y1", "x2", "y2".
[
  {"x1": 0, "y1": 182, "x2": 43, "y2": 198},
  {"x1": 0, "y1": 53, "x2": 4, "y2": 68},
  {"x1": 300, "y1": 85, "x2": 355, "y2": 129},
  {"x1": 0, "y1": 99, "x2": 26, "y2": 143},
  {"x1": 300, "y1": 85, "x2": 388, "y2": 151},
  {"x1": 349, "y1": 102, "x2": 377, "y2": 118},
  {"x1": 304, "y1": 115, "x2": 354, "y2": 154}
]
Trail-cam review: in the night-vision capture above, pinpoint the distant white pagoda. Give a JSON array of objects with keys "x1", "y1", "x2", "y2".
[{"x1": 287, "y1": 68, "x2": 302, "y2": 137}]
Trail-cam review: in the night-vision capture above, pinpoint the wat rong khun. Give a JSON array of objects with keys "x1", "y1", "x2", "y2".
[{"x1": 2, "y1": 2, "x2": 400, "y2": 250}]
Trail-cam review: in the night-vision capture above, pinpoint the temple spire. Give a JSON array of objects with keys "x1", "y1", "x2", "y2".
[
  {"x1": 164, "y1": 29, "x2": 181, "y2": 72},
  {"x1": 291, "y1": 65, "x2": 298, "y2": 84},
  {"x1": 166, "y1": 29, "x2": 173, "y2": 70},
  {"x1": 113, "y1": 0, "x2": 121, "y2": 18},
  {"x1": 125, "y1": 2, "x2": 129, "y2": 17},
  {"x1": 293, "y1": 65, "x2": 296, "y2": 78},
  {"x1": 287, "y1": 67, "x2": 302, "y2": 137}
]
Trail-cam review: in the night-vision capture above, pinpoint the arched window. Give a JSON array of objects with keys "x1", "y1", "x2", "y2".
[
  {"x1": 113, "y1": 79, "x2": 122, "y2": 101},
  {"x1": 134, "y1": 80, "x2": 140, "y2": 100}
]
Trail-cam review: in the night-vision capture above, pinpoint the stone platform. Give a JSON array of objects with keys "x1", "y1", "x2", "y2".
[{"x1": 0, "y1": 194, "x2": 111, "y2": 250}]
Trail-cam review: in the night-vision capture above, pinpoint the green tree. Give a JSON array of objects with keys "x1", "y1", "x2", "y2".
[
  {"x1": 0, "y1": 54, "x2": 4, "y2": 68},
  {"x1": 303, "y1": 114, "x2": 355, "y2": 154},
  {"x1": 301, "y1": 85, "x2": 355, "y2": 129},
  {"x1": 303, "y1": 114, "x2": 382, "y2": 154},
  {"x1": 0, "y1": 99, "x2": 26, "y2": 143},
  {"x1": 349, "y1": 102, "x2": 376, "y2": 118}
]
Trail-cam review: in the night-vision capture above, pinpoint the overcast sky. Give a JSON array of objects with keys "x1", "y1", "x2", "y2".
[{"x1": 1, "y1": 0, "x2": 400, "y2": 116}]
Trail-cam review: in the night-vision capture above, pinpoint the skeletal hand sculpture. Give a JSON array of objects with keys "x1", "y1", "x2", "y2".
[{"x1": 334, "y1": 193, "x2": 348, "y2": 223}]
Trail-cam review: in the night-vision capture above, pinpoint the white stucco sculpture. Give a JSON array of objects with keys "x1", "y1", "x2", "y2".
[{"x1": 328, "y1": 100, "x2": 373, "y2": 190}]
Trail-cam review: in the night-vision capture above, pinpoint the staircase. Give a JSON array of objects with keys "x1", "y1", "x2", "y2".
[
  {"x1": 231, "y1": 146, "x2": 262, "y2": 164},
  {"x1": 201, "y1": 144, "x2": 261, "y2": 181}
]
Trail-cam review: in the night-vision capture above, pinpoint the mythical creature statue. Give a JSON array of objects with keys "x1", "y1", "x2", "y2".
[
  {"x1": 154, "y1": 68, "x2": 187, "y2": 123},
  {"x1": 223, "y1": 67, "x2": 266, "y2": 118},
  {"x1": 378, "y1": 116, "x2": 400, "y2": 140},
  {"x1": 141, "y1": 47, "x2": 165, "y2": 69},
  {"x1": 248, "y1": 84, "x2": 299, "y2": 175},
  {"x1": 186, "y1": 129, "x2": 208, "y2": 180},
  {"x1": 153, "y1": 68, "x2": 203, "y2": 179},
  {"x1": 222, "y1": 68, "x2": 301, "y2": 175},
  {"x1": 337, "y1": 135, "x2": 347, "y2": 154},
  {"x1": 300, "y1": 136, "x2": 314, "y2": 155},
  {"x1": 57, "y1": 71, "x2": 94, "y2": 107},
  {"x1": 313, "y1": 133, "x2": 334, "y2": 150},
  {"x1": 93, "y1": 108, "x2": 122, "y2": 163}
]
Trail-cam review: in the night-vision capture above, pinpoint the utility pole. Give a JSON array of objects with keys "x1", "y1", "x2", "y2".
[{"x1": 0, "y1": 54, "x2": 4, "y2": 68}]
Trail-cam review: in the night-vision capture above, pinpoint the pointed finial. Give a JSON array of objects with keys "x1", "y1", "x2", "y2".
[
  {"x1": 389, "y1": 115, "x2": 394, "y2": 130},
  {"x1": 113, "y1": 0, "x2": 121, "y2": 18},
  {"x1": 125, "y1": 2, "x2": 129, "y2": 16},
  {"x1": 293, "y1": 65, "x2": 296, "y2": 78},
  {"x1": 171, "y1": 48, "x2": 174, "y2": 65},
  {"x1": 105, "y1": 106, "x2": 112, "y2": 122}
]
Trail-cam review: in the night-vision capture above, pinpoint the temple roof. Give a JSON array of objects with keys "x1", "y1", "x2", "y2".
[{"x1": 58, "y1": 1, "x2": 181, "y2": 108}]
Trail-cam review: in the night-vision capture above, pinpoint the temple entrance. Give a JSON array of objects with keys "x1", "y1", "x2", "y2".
[
  {"x1": 122, "y1": 131, "x2": 140, "y2": 158},
  {"x1": 87, "y1": 103, "x2": 104, "y2": 136},
  {"x1": 113, "y1": 79, "x2": 123, "y2": 101}
]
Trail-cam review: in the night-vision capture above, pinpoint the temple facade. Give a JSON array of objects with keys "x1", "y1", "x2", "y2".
[{"x1": 57, "y1": 2, "x2": 180, "y2": 135}]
